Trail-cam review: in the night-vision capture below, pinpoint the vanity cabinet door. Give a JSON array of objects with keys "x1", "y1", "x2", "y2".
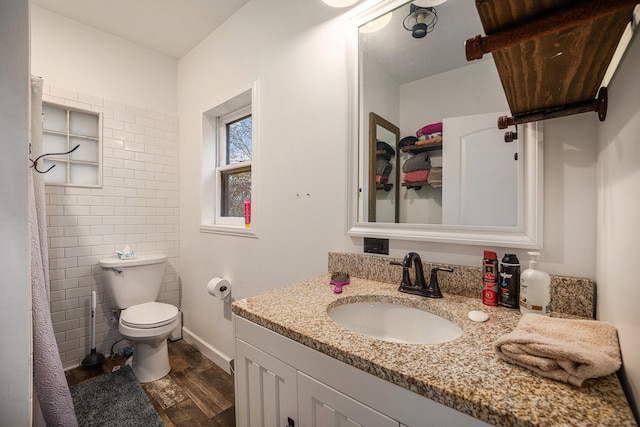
[
  {"x1": 235, "y1": 339, "x2": 298, "y2": 427},
  {"x1": 298, "y1": 372, "x2": 398, "y2": 427}
]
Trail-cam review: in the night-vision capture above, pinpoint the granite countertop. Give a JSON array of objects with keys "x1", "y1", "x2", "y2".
[{"x1": 232, "y1": 274, "x2": 637, "y2": 427}]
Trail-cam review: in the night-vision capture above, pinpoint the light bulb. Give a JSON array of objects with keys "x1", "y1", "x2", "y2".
[
  {"x1": 322, "y1": 0, "x2": 359, "y2": 7},
  {"x1": 359, "y1": 12, "x2": 392, "y2": 33},
  {"x1": 412, "y1": 0, "x2": 447, "y2": 6}
]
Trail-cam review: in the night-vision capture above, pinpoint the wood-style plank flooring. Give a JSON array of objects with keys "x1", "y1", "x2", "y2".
[{"x1": 65, "y1": 340, "x2": 235, "y2": 426}]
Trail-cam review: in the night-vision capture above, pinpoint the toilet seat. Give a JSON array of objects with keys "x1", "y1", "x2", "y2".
[{"x1": 121, "y1": 302, "x2": 178, "y2": 329}]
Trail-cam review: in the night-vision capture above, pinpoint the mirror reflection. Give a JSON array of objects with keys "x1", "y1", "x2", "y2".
[
  {"x1": 359, "y1": 0, "x2": 521, "y2": 226},
  {"x1": 369, "y1": 113, "x2": 400, "y2": 223}
]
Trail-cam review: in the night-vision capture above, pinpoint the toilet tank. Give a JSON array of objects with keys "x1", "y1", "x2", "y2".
[{"x1": 99, "y1": 254, "x2": 167, "y2": 309}]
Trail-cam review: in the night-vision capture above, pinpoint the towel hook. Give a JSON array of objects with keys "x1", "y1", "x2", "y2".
[{"x1": 30, "y1": 144, "x2": 80, "y2": 174}]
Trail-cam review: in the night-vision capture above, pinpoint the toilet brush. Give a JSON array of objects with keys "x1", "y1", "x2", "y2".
[{"x1": 81, "y1": 291, "x2": 105, "y2": 367}]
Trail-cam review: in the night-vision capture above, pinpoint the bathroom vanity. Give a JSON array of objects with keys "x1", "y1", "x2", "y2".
[{"x1": 232, "y1": 274, "x2": 637, "y2": 427}]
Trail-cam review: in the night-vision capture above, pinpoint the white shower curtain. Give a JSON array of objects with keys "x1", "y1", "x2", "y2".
[{"x1": 30, "y1": 77, "x2": 78, "y2": 426}]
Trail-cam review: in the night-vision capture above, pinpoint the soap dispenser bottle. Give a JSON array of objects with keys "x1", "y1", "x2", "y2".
[{"x1": 519, "y1": 252, "x2": 551, "y2": 316}]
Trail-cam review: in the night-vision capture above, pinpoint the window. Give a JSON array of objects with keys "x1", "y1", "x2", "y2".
[
  {"x1": 201, "y1": 83, "x2": 257, "y2": 237},
  {"x1": 219, "y1": 107, "x2": 252, "y2": 218},
  {"x1": 42, "y1": 103, "x2": 101, "y2": 187}
]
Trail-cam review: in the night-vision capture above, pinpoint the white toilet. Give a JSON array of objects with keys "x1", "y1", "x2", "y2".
[{"x1": 99, "y1": 254, "x2": 179, "y2": 383}]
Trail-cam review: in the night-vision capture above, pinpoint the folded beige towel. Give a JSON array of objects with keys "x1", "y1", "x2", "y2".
[
  {"x1": 494, "y1": 314, "x2": 621, "y2": 386},
  {"x1": 427, "y1": 167, "x2": 442, "y2": 188}
]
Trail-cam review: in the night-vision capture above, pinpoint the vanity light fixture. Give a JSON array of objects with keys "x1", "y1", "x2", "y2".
[
  {"x1": 360, "y1": 12, "x2": 393, "y2": 33},
  {"x1": 322, "y1": 0, "x2": 359, "y2": 7},
  {"x1": 403, "y1": 3, "x2": 439, "y2": 38}
]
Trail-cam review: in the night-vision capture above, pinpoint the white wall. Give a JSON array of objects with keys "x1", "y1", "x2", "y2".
[
  {"x1": 399, "y1": 60, "x2": 509, "y2": 224},
  {"x1": 0, "y1": 0, "x2": 32, "y2": 423},
  {"x1": 30, "y1": 8, "x2": 181, "y2": 368},
  {"x1": 179, "y1": 0, "x2": 599, "y2": 369},
  {"x1": 362, "y1": 52, "x2": 400, "y2": 126},
  {"x1": 362, "y1": 52, "x2": 400, "y2": 223},
  {"x1": 42, "y1": 86, "x2": 180, "y2": 369},
  {"x1": 399, "y1": 59, "x2": 507, "y2": 134},
  {"x1": 178, "y1": 0, "x2": 354, "y2": 364},
  {"x1": 31, "y1": 6, "x2": 178, "y2": 115},
  {"x1": 597, "y1": 32, "x2": 640, "y2": 415}
]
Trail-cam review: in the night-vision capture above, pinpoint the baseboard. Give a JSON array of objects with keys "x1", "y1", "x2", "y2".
[
  {"x1": 64, "y1": 328, "x2": 231, "y2": 375},
  {"x1": 64, "y1": 362, "x2": 81, "y2": 372},
  {"x1": 181, "y1": 327, "x2": 232, "y2": 374}
]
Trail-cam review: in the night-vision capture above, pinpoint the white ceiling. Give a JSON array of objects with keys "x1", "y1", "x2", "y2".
[
  {"x1": 31, "y1": 0, "x2": 488, "y2": 81},
  {"x1": 31, "y1": 0, "x2": 250, "y2": 59}
]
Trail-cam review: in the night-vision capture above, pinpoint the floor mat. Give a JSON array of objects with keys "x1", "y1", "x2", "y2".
[{"x1": 70, "y1": 365, "x2": 163, "y2": 427}]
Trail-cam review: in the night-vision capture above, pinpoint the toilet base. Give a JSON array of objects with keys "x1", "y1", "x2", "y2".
[
  {"x1": 129, "y1": 338, "x2": 171, "y2": 383},
  {"x1": 119, "y1": 314, "x2": 179, "y2": 383},
  {"x1": 118, "y1": 316, "x2": 178, "y2": 383}
]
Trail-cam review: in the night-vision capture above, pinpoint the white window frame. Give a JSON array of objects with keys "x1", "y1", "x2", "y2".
[
  {"x1": 216, "y1": 105, "x2": 252, "y2": 226},
  {"x1": 200, "y1": 81, "x2": 259, "y2": 238},
  {"x1": 41, "y1": 102, "x2": 103, "y2": 188}
]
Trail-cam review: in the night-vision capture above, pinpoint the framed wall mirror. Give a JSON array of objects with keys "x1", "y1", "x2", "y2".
[{"x1": 347, "y1": 0, "x2": 544, "y2": 248}]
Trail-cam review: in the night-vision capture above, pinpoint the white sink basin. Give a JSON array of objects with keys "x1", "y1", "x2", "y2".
[{"x1": 328, "y1": 302, "x2": 463, "y2": 344}]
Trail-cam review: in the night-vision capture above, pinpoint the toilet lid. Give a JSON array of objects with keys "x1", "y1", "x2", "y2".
[{"x1": 121, "y1": 302, "x2": 179, "y2": 329}]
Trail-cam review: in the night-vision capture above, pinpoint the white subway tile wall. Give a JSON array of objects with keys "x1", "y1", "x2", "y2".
[{"x1": 43, "y1": 85, "x2": 180, "y2": 369}]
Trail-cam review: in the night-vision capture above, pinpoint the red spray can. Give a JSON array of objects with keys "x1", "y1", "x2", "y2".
[{"x1": 482, "y1": 250, "x2": 498, "y2": 306}]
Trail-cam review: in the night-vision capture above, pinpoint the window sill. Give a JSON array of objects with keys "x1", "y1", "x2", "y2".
[
  {"x1": 45, "y1": 183, "x2": 103, "y2": 189},
  {"x1": 200, "y1": 224, "x2": 258, "y2": 239}
]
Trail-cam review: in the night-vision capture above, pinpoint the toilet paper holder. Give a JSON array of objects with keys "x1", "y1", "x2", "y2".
[{"x1": 207, "y1": 277, "x2": 232, "y2": 301}]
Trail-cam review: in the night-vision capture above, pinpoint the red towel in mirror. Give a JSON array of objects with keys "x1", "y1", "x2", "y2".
[{"x1": 403, "y1": 170, "x2": 430, "y2": 183}]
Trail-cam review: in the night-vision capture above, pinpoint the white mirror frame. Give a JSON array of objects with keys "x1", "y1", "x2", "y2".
[{"x1": 345, "y1": 0, "x2": 544, "y2": 249}]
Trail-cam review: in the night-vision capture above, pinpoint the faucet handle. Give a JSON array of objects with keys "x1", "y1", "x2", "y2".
[
  {"x1": 390, "y1": 258, "x2": 415, "y2": 288},
  {"x1": 426, "y1": 267, "x2": 453, "y2": 298}
]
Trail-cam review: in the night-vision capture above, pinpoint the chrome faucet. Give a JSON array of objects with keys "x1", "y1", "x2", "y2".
[{"x1": 391, "y1": 252, "x2": 453, "y2": 298}]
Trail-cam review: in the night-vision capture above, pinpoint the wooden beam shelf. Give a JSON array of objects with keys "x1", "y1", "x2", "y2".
[
  {"x1": 400, "y1": 142, "x2": 442, "y2": 154},
  {"x1": 465, "y1": 0, "x2": 637, "y2": 127},
  {"x1": 375, "y1": 149, "x2": 392, "y2": 160},
  {"x1": 402, "y1": 181, "x2": 429, "y2": 190}
]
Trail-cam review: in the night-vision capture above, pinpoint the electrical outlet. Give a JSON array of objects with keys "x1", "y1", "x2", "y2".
[{"x1": 364, "y1": 237, "x2": 389, "y2": 255}]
